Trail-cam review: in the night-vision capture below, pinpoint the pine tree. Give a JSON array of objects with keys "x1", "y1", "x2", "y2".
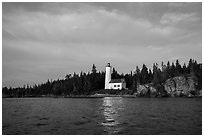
[
  {"x1": 175, "y1": 59, "x2": 182, "y2": 76},
  {"x1": 183, "y1": 63, "x2": 188, "y2": 76},
  {"x1": 135, "y1": 66, "x2": 141, "y2": 85},
  {"x1": 112, "y1": 67, "x2": 119, "y2": 79},
  {"x1": 166, "y1": 61, "x2": 171, "y2": 78},
  {"x1": 140, "y1": 64, "x2": 149, "y2": 84},
  {"x1": 148, "y1": 69, "x2": 153, "y2": 83},
  {"x1": 152, "y1": 63, "x2": 161, "y2": 85},
  {"x1": 170, "y1": 63, "x2": 176, "y2": 77},
  {"x1": 92, "y1": 64, "x2": 97, "y2": 74}
]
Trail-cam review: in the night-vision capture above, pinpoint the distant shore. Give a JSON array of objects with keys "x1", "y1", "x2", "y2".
[
  {"x1": 2, "y1": 94, "x2": 136, "y2": 98},
  {"x1": 2, "y1": 89, "x2": 202, "y2": 98},
  {"x1": 2, "y1": 93, "x2": 201, "y2": 98}
]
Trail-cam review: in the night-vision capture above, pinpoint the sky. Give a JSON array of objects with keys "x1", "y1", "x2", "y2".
[{"x1": 2, "y1": 2, "x2": 202, "y2": 87}]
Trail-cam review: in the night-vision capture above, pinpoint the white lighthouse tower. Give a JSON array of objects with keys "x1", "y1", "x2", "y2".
[{"x1": 105, "y1": 63, "x2": 112, "y2": 89}]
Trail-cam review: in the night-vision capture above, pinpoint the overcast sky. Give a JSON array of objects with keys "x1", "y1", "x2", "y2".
[{"x1": 2, "y1": 2, "x2": 202, "y2": 87}]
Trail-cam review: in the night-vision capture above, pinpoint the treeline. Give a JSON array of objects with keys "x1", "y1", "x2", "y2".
[{"x1": 2, "y1": 59, "x2": 202, "y2": 97}]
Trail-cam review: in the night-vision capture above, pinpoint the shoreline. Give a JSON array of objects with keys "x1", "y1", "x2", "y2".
[
  {"x1": 2, "y1": 94, "x2": 201, "y2": 98},
  {"x1": 2, "y1": 95, "x2": 136, "y2": 98}
]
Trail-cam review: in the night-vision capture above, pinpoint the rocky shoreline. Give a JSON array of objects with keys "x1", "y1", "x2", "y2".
[{"x1": 135, "y1": 75, "x2": 201, "y2": 98}]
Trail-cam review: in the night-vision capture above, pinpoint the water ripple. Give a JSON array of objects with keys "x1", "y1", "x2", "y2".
[{"x1": 2, "y1": 98, "x2": 202, "y2": 135}]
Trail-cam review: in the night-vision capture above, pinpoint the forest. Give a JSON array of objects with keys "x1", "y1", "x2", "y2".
[{"x1": 2, "y1": 59, "x2": 202, "y2": 97}]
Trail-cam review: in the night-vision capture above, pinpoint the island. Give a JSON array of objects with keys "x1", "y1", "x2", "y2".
[{"x1": 2, "y1": 59, "x2": 202, "y2": 98}]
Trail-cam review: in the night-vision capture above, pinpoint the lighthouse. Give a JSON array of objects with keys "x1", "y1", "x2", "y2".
[
  {"x1": 105, "y1": 63, "x2": 112, "y2": 89},
  {"x1": 104, "y1": 63, "x2": 127, "y2": 90}
]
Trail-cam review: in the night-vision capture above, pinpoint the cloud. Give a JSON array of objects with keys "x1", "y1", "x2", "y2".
[
  {"x1": 3, "y1": 3, "x2": 177, "y2": 47},
  {"x1": 3, "y1": 2, "x2": 201, "y2": 48},
  {"x1": 2, "y1": 2, "x2": 202, "y2": 87},
  {"x1": 160, "y1": 12, "x2": 200, "y2": 25}
]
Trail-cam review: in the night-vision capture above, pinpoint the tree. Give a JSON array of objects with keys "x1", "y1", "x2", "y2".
[
  {"x1": 148, "y1": 69, "x2": 153, "y2": 83},
  {"x1": 175, "y1": 59, "x2": 182, "y2": 75},
  {"x1": 112, "y1": 67, "x2": 119, "y2": 79},
  {"x1": 166, "y1": 61, "x2": 171, "y2": 78},
  {"x1": 92, "y1": 64, "x2": 97, "y2": 74},
  {"x1": 124, "y1": 73, "x2": 132, "y2": 89},
  {"x1": 135, "y1": 66, "x2": 141, "y2": 85},
  {"x1": 65, "y1": 74, "x2": 71, "y2": 80},
  {"x1": 152, "y1": 63, "x2": 161, "y2": 85},
  {"x1": 187, "y1": 58, "x2": 193, "y2": 74},
  {"x1": 140, "y1": 64, "x2": 149, "y2": 84},
  {"x1": 169, "y1": 63, "x2": 176, "y2": 77},
  {"x1": 161, "y1": 62, "x2": 168, "y2": 83},
  {"x1": 183, "y1": 63, "x2": 188, "y2": 76}
]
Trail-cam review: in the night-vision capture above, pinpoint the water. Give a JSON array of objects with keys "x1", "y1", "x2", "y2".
[{"x1": 2, "y1": 97, "x2": 202, "y2": 135}]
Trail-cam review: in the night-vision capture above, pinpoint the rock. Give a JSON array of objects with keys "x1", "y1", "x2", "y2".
[
  {"x1": 137, "y1": 84, "x2": 149, "y2": 96},
  {"x1": 164, "y1": 75, "x2": 199, "y2": 97},
  {"x1": 136, "y1": 84, "x2": 158, "y2": 97},
  {"x1": 135, "y1": 75, "x2": 200, "y2": 98}
]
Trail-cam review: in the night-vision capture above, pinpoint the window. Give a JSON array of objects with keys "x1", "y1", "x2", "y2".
[
  {"x1": 117, "y1": 85, "x2": 120, "y2": 87},
  {"x1": 114, "y1": 85, "x2": 116, "y2": 87}
]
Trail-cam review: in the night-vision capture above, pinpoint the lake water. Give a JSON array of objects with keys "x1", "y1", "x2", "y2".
[{"x1": 2, "y1": 97, "x2": 202, "y2": 135}]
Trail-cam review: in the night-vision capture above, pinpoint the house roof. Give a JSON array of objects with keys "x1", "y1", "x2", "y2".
[{"x1": 109, "y1": 79, "x2": 125, "y2": 83}]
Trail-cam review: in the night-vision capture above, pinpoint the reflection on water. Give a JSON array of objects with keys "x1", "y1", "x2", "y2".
[{"x1": 101, "y1": 97, "x2": 124, "y2": 134}]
